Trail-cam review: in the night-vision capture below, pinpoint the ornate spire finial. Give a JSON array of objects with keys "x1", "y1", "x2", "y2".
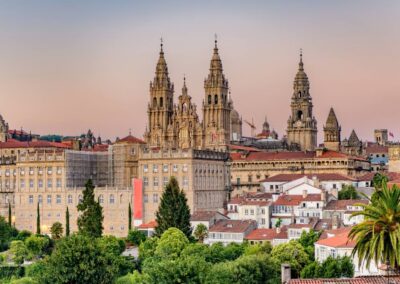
[
  {"x1": 160, "y1": 37, "x2": 163, "y2": 52},
  {"x1": 298, "y1": 48, "x2": 304, "y2": 71},
  {"x1": 214, "y1": 33, "x2": 218, "y2": 47}
]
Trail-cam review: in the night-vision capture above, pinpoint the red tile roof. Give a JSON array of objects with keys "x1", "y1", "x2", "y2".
[
  {"x1": 273, "y1": 194, "x2": 322, "y2": 206},
  {"x1": 358, "y1": 172, "x2": 400, "y2": 182},
  {"x1": 0, "y1": 140, "x2": 71, "y2": 149},
  {"x1": 366, "y1": 144, "x2": 388, "y2": 154},
  {"x1": 138, "y1": 220, "x2": 157, "y2": 229},
  {"x1": 325, "y1": 200, "x2": 368, "y2": 211},
  {"x1": 191, "y1": 211, "x2": 227, "y2": 221},
  {"x1": 315, "y1": 228, "x2": 355, "y2": 248},
  {"x1": 245, "y1": 227, "x2": 288, "y2": 241},
  {"x1": 116, "y1": 135, "x2": 145, "y2": 144},
  {"x1": 229, "y1": 144, "x2": 261, "y2": 152},
  {"x1": 209, "y1": 219, "x2": 256, "y2": 233},
  {"x1": 260, "y1": 173, "x2": 355, "y2": 183}
]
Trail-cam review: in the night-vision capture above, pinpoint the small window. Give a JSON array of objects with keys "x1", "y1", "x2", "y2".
[
  {"x1": 99, "y1": 195, "x2": 104, "y2": 204},
  {"x1": 208, "y1": 95, "x2": 211, "y2": 104},
  {"x1": 160, "y1": 97, "x2": 163, "y2": 107},
  {"x1": 56, "y1": 195, "x2": 61, "y2": 204},
  {"x1": 47, "y1": 195, "x2": 52, "y2": 204},
  {"x1": 214, "y1": 95, "x2": 218, "y2": 104},
  {"x1": 110, "y1": 194, "x2": 115, "y2": 204},
  {"x1": 68, "y1": 195, "x2": 73, "y2": 204},
  {"x1": 38, "y1": 195, "x2": 42, "y2": 204}
]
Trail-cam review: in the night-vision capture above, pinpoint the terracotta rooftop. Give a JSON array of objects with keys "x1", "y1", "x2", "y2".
[
  {"x1": 245, "y1": 226, "x2": 288, "y2": 241},
  {"x1": 315, "y1": 228, "x2": 355, "y2": 248},
  {"x1": 273, "y1": 194, "x2": 322, "y2": 206},
  {"x1": 325, "y1": 199, "x2": 368, "y2": 211},
  {"x1": 191, "y1": 211, "x2": 226, "y2": 222},
  {"x1": 366, "y1": 144, "x2": 388, "y2": 154},
  {"x1": 209, "y1": 219, "x2": 256, "y2": 233},
  {"x1": 116, "y1": 135, "x2": 145, "y2": 144},
  {"x1": 260, "y1": 173, "x2": 355, "y2": 183},
  {"x1": 229, "y1": 144, "x2": 261, "y2": 152},
  {"x1": 289, "y1": 276, "x2": 400, "y2": 284},
  {"x1": 358, "y1": 172, "x2": 400, "y2": 182},
  {"x1": 0, "y1": 140, "x2": 71, "y2": 149},
  {"x1": 137, "y1": 220, "x2": 157, "y2": 229}
]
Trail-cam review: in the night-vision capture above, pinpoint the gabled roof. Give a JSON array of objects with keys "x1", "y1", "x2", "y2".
[
  {"x1": 315, "y1": 228, "x2": 355, "y2": 248},
  {"x1": 209, "y1": 220, "x2": 256, "y2": 233},
  {"x1": 325, "y1": 199, "x2": 368, "y2": 211},
  {"x1": 273, "y1": 194, "x2": 322, "y2": 206},
  {"x1": 115, "y1": 135, "x2": 145, "y2": 144},
  {"x1": 260, "y1": 173, "x2": 355, "y2": 183},
  {"x1": 138, "y1": 220, "x2": 157, "y2": 229},
  {"x1": 191, "y1": 211, "x2": 228, "y2": 222},
  {"x1": 245, "y1": 226, "x2": 288, "y2": 241}
]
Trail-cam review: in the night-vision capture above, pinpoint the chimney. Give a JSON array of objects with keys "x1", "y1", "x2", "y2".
[
  {"x1": 281, "y1": 263, "x2": 291, "y2": 284},
  {"x1": 332, "y1": 215, "x2": 339, "y2": 230},
  {"x1": 302, "y1": 189, "x2": 307, "y2": 199},
  {"x1": 321, "y1": 190, "x2": 327, "y2": 202}
]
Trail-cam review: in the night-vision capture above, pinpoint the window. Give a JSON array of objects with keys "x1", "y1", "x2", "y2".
[
  {"x1": 29, "y1": 179, "x2": 34, "y2": 189},
  {"x1": 153, "y1": 177, "x2": 159, "y2": 187},
  {"x1": 245, "y1": 209, "x2": 248, "y2": 215},
  {"x1": 153, "y1": 164, "x2": 158, "y2": 173},
  {"x1": 47, "y1": 167, "x2": 53, "y2": 174},
  {"x1": 153, "y1": 194, "x2": 158, "y2": 203},
  {"x1": 208, "y1": 95, "x2": 211, "y2": 104},
  {"x1": 143, "y1": 165, "x2": 148, "y2": 173},
  {"x1": 110, "y1": 194, "x2": 115, "y2": 204},
  {"x1": 163, "y1": 176, "x2": 168, "y2": 186},
  {"x1": 38, "y1": 179, "x2": 43, "y2": 188},
  {"x1": 173, "y1": 164, "x2": 178, "y2": 172},
  {"x1": 237, "y1": 178, "x2": 240, "y2": 185},
  {"x1": 29, "y1": 195, "x2": 34, "y2": 204},
  {"x1": 29, "y1": 167, "x2": 34, "y2": 175},
  {"x1": 56, "y1": 195, "x2": 61, "y2": 204},
  {"x1": 261, "y1": 218, "x2": 265, "y2": 225},
  {"x1": 68, "y1": 195, "x2": 73, "y2": 204},
  {"x1": 270, "y1": 185, "x2": 273, "y2": 190},
  {"x1": 159, "y1": 97, "x2": 163, "y2": 107},
  {"x1": 78, "y1": 194, "x2": 83, "y2": 203},
  {"x1": 20, "y1": 179, "x2": 25, "y2": 189},
  {"x1": 248, "y1": 175, "x2": 252, "y2": 182},
  {"x1": 183, "y1": 176, "x2": 189, "y2": 187},
  {"x1": 163, "y1": 164, "x2": 168, "y2": 172},
  {"x1": 183, "y1": 164, "x2": 188, "y2": 172},
  {"x1": 99, "y1": 195, "x2": 104, "y2": 204},
  {"x1": 333, "y1": 184, "x2": 337, "y2": 189},
  {"x1": 144, "y1": 194, "x2": 148, "y2": 203},
  {"x1": 47, "y1": 195, "x2": 52, "y2": 204},
  {"x1": 214, "y1": 95, "x2": 218, "y2": 104},
  {"x1": 143, "y1": 177, "x2": 149, "y2": 187},
  {"x1": 56, "y1": 178, "x2": 62, "y2": 188},
  {"x1": 57, "y1": 167, "x2": 62, "y2": 174},
  {"x1": 47, "y1": 179, "x2": 52, "y2": 188},
  {"x1": 38, "y1": 195, "x2": 42, "y2": 204},
  {"x1": 250, "y1": 209, "x2": 254, "y2": 215},
  {"x1": 38, "y1": 167, "x2": 43, "y2": 175}
]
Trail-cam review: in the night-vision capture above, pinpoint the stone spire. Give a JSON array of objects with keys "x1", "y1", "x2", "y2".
[
  {"x1": 205, "y1": 37, "x2": 228, "y2": 89},
  {"x1": 293, "y1": 49, "x2": 310, "y2": 98},
  {"x1": 182, "y1": 76, "x2": 188, "y2": 96},
  {"x1": 348, "y1": 130, "x2": 360, "y2": 145},
  {"x1": 325, "y1": 108, "x2": 339, "y2": 128},
  {"x1": 262, "y1": 116, "x2": 270, "y2": 132},
  {"x1": 323, "y1": 107, "x2": 341, "y2": 151},
  {"x1": 152, "y1": 40, "x2": 172, "y2": 90}
]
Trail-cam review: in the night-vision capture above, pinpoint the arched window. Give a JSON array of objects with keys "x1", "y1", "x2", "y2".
[
  {"x1": 160, "y1": 97, "x2": 163, "y2": 107},
  {"x1": 68, "y1": 195, "x2": 73, "y2": 204},
  {"x1": 120, "y1": 194, "x2": 123, "y2": 204},
  {"x1": 38, "y1": 195, "x2": 42, "y2": 204},
  {"x1": 214, "y1": 95, "x2": 218, "y2": 104},
  {"x1": 153, "y1": 97, "x2": 157, "y2": 107},
  {"x1": 297, "y1": 110, "x2": 303, "y2": 120},
  {"x1": 99, "y1": 194, "x2": 104, "y2": 204},
  {"x1": 109, "y1": 194, "x2": 115, "y2": 204},
  {"x1": 208, "y1": 95, "x2": 211, "y2": 104}
]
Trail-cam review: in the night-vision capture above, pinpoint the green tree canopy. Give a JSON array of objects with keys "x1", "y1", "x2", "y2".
[
  {"x1": 338, "y1": 185, "x2": 359, "y2": 200},
  {"x1": 300, "y1": 256, "x2": 354, "y2": 278},
  {"x1": 155, "y1": 177, "x2": 192, "y2": 238},
  {"x1": 349, "y1": 182, "x2": 400, "y2": 270},
  {"x1": 154, "y1": 227, "x2": 189, "y2": 259},
  {"x1": 10, "y1": 240, "x2": 28, "y2": 266},
  {"x1": 0, "y1": 216, "x2": 18, "y2": 251},
  {"x1": 77, "y1": 179, "x2": 104, "y2": 238},
  {"x1": 50, "y1": 222, "x2": 63, "y2": 240},
  {"x1": 25, "y1": 235, "x2": 50, "y2": 259},
  {"x1": 372, "y1": 173, "x2": 389, "y2": 189},
  {"x1": 271, "y1": 240, "x2": 310, "y2": 277},
  {"x1": 193, "y1": 223, "x2": 208, "y2": 243},
  {"x1": 297, "y1": 230, "x2": 321, "y2": 260},
  {"x1": 127, "y1": 229, "x2": 146, "y2": 246}
]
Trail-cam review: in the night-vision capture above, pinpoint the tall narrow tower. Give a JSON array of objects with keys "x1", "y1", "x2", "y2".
[
  {"x1": 144, "y1": 41, "x2": 174, "y2": 148},
  {"x1": 203, "y1": 38, "x2": 232, "y2": 150},
  {"x1": 323, "y1": 107, "x2": 341, "y2": 151},
  {"x1": 286, "y1": 51, "x2": 317, "y2": 151}
]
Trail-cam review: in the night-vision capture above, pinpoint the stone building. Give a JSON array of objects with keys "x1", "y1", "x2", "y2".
[
  {"x1": 138, "y1": 148, "x2": 230, "y2": 223},
  {"x1": 374, "y1": 129, "x2": 388, "y2": 146},
  {"x1": 144, "y1": 40, "x2": 235, "y2": 151},
  {"x1": 0, "y1": 115, "x2": 9, "y2": 142},
  {"x1": 286, "y1": 52, "x2": 318, "y2": 151},
  {"x1": 342, "y1": 130, "x2": 363, "y2": 156},
  {"x1": 323, "y1": 108, "x2": 341, "y2": 151},
  {"x1": 230, "y1": 99, "x2": 242, "y2": 142}
]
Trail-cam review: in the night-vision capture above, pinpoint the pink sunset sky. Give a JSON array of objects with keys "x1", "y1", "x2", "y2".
[{"x1": 0, "y1": 1, "x2": 399, "y2": 142}]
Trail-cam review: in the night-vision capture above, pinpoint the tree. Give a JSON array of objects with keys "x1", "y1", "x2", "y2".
[
  {"x1": 25, "y1": 235, "x2": 50, "y2": 259},
  {"x1": 77, "y1": 179, "x2": 104, "y2": 238},
  {"x1": 36, "y1": 202, "x2": 40, "y2": 235},
  {"x1": 128, "y1": 203, "x2": 132, "y2": 231},
  {"x1": 155, "y1": 177, "x2": 192, "y2": 238},
  {"x1": 50, "y1": 222, "x2": 63, "y2": 240},
  {"x1": 116, "y1": 271, "x2": 151, "y2": 284},
  {"x1": 10, "y1": 240, "x2": 28, "y2": 266},
  {"x1": 271, "y1": 240, "x2": 310, "y2": 277},
  {"x1": 300, "y1": 256, "x2": 354, "y2": 279},
  {"x1": 275, "y1": 218, "x2": 282, "y2": 228},
  {"x1": 154, "y1": 227, "x2": 189, "y2": 259},
  {"x1": 372, "y1": 173, "x2": 388, "y2": 189},
  {"x1": 349, "y1": 182, "x2": 400, "y2": 270},
  {"x1": 297, "y1": 230, "x2": 321, "y2": 260},
  {"x1": 127, "y1": 229, "x2": 146, "y2": 246},
  {"x1": 338, "y1": 185, "x2": 359, "y2": 200},
  {"x1": 8, "y1": 202, "x2": 12, "y2": 226},
  {"x1": 38, "y1": 234, "x2": 123, "y2": 284},
  {"x1": 0, "y1": 216, "x2": 18, "y2": 251},
  {"x1": 194, "y1": 224, "x2": 208, "y2": 243},
  {"x1": 65, "y1": 206, "x2": 70, "y2": 236}
]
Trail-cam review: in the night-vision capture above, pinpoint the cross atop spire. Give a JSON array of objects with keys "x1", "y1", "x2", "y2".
[
  {"x1": 160, "y1": 37, "x2": 163, "y2": 52},
  {"x1": 299, "y1": 48, "x2": 304, "y2": 71},
  {"x1": 214, "y1": 33, "x2": 218, "y2": 48}
]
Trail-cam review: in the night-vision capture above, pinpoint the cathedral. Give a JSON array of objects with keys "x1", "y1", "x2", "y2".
[
  {"x1": 286, "y1": 52, "x2": 318, "y2": 151},
  {"x1": 144, "y1": 40, "x2": 238, "y2": 151}
]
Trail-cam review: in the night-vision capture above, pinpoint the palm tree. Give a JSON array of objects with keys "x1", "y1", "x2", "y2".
[
  {"x1": 349, "y1": 182, "x2": 400, "y2": 271},
  {"x1": 194, "y1": 223, "x2": 208, "y2": 243}
]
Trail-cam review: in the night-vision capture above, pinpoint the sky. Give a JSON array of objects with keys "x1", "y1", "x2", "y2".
[{"x1": 0, "y1": 0, "x2": 399, "y2": 142}]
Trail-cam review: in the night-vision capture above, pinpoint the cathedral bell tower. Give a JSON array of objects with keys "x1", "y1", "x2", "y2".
[
  {"x1": 144, "y1": 41, "x2": 174, "y2": 148},
  {"x1": 203, "y1": 38, "x2": 232, "y2": 151},
  {"x1": 323, "y1": 107, "x2": 341, "y2": 151},
  {"x1": 286, "y1": 51, "x2": 317, "y2": 151}
]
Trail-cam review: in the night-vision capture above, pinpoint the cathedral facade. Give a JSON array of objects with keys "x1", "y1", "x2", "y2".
[
  {"x1": 286, "y1": 52, "x2": 318, "y2": 151},
  {"x1": 144, "y1": 40, "x2": 237, "y2": 151}
]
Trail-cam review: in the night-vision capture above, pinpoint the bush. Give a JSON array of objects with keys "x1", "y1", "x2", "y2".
[
  {"x1": 10, "y1": 277, "x2": 38, "y2": 284},
  {"x1": 127, "y1": 229, "x2": 146, "y2": 246},
  {"x1": 25, "y1": 261, "x2": 46, "y2": 279},
  {"x1": 0, "y1": 266, "x2": 25, "y2": 280}
]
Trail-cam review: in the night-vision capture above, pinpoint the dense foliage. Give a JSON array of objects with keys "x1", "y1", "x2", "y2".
[
  {"x1": 50, "y1": 222, "x2": 63, "y2": 240},
  {"x1": 77, "y1": 179, "x2": 104, "y2": 238},
  {"x1": 301, "y1": 256, "x2": 354, "y2": 278},
  {"x1": 155, "y1": 177, "x2": 192, "y2": 238},
  {"x1": 338, "y1": 185, "x2": 359, "y2": 200},
  {"x1": 127, "y1": 229, "x2": 146, "y2": 246},
  {"x1": 0, "y1": 216, "x2": 18, "y2": 251}
]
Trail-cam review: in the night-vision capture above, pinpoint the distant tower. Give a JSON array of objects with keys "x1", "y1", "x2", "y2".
[
  {"x1": 342, "y1": 130, "x2": 363, "y2": 156},
  {"x1": 203, "y1": 38, "x2": 232, "y2": 150},
  {"x1": 0, "y1": 114, "x2": 8, "y2": 142},
  {"x1": 323, "y1": 107, "x2": 341, "y2": 151},
  {"x1": 144, "y1": 41, "x2": 174, "y2": 148},
  {"x1": 286, "y1": 50, "x2": 317, "y2": 151},
  {"x1": 374, "y1": 129, "x2": 388, "y2": 146},
  {"x1": 230, "y1": 95, "x2": 242, "y2": 142}
]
